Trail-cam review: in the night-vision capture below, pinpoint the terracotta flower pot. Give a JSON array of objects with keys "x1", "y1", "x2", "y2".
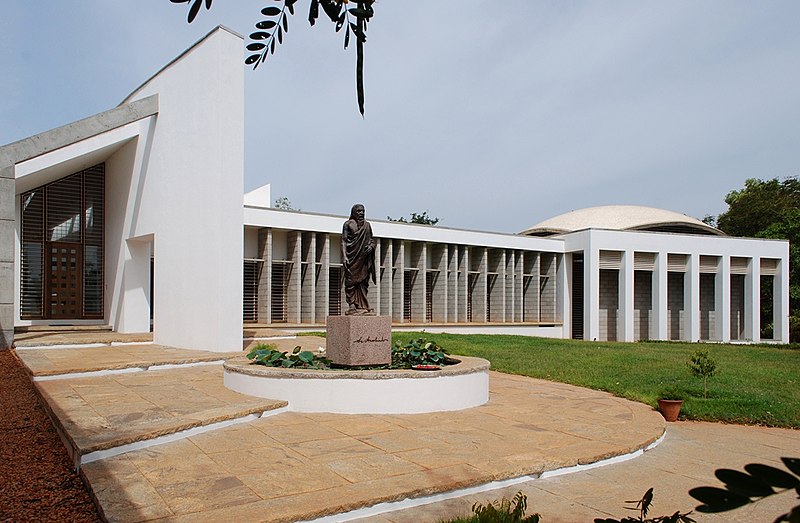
[{"x1": 658, "y1": 399, "x2": 683, "y2": 422}]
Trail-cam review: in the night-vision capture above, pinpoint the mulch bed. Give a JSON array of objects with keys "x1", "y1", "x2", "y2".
[{"x1": 0, "y1": 350, "x2": 101, "y2": 522}]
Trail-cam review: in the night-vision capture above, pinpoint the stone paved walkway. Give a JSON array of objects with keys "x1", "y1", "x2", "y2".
[
  {"x1": 355, "y1": 421, "x2": 800, "y2": 523},
  {"x1": 36, "y1": 365, "x2": 286, "y2": 461},
  {"x1": 61, "y1": 366, "x2": 664, "y2": 522}
]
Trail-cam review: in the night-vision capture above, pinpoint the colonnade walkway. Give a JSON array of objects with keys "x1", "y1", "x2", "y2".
[{"x1": 13, "y1": 330, "x2": 798, "y2": 522}]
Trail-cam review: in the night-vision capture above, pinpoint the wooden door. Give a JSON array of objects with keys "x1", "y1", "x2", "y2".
[{"x1": 47, "y1": 242, "x2": 83, "y2": 319}]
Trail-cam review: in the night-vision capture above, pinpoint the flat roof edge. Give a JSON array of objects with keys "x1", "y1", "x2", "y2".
[{"x1": 0, "y1": 95, "x2": 159, "y2": 168}]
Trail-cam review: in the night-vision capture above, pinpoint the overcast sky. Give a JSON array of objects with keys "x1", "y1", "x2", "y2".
[{"x1": 2, "y1": 1, "x2": 799, "y2": 233}]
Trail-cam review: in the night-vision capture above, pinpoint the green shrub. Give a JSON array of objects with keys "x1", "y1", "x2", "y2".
[{"x1": 687, "y1": 350, "x2": 717, "y2": 399}]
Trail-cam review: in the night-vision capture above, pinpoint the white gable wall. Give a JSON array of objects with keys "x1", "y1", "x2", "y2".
[{"x1": 116, "y1": 27, "x2": 245, "y2": 351}]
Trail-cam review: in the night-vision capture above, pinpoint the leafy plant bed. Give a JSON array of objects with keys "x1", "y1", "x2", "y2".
[{"x1": 246, "y1": 338, "x2": 458, "y2": 371}]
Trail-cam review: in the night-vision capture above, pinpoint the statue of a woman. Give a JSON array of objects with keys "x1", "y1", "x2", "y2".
[{"x1": 341, "y1": 204, "x2": 376, "y2": 315}]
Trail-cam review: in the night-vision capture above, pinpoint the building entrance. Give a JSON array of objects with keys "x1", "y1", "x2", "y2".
[
  {"x1": 46, "y1": 242, "x2": 83, "y2": 319},
  {"x1": 20, "y1": 163, "x2": 104, "y2": 321}
]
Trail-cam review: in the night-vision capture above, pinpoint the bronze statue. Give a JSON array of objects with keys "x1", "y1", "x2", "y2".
[{"x1": 342, "y1": 204, "x2": 376, "y2": 315}]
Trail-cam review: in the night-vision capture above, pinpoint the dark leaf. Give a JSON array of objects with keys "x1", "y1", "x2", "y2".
[
  {"x1": 246, "y1": 42, "x2": 266, "y2": 51},
  {"x1": 689, "y1": 486, "x2": 751, "y2": 512},
  {"x1": 308, "y1": 0, "x2": 319, "y2": 25},
  {"x1": 250, "y1": 31, "x2": 271, "y2": 40},
  {"x1": 170, "y1": 0, "x2": 187, "y2": 4},
  {"x1": 356, "y1": 35, "x2": 365, "y2": 116},
  {"x1": 286, "y1": 2, "x2": 294, "y2": 15},
  {"x1": 204, "y1": 0, "x2": 212, "y2": 8},
  {"x1": 282, "y1": 14, "x2": 288, "y2": 32},
  {"x1": 782, "y1": 458, "x2": 800, "y2": 477},
  {"x1": 256, "y1": 20, "x2": 277, "y2": 29},
  {"x1": 270, "y1": 38, "x2": 276, "y2": 54},
  {"x1": 277, "y1": 26, "x2": 283, "y2": 44},
  {"x1": 245, "y1": 55, "x2": 261, "y2": 65},
  {"x1": 344, "y1": 25, "x2": 349, "y2": 49},
  {"x1": 187, "y1": 0, "x2": 203, "y2": 23},
  {"x1": 261, "y1": 6, "x2": 281, "y2": 16},
  {"x1": 744, "y1": 463, "x2": 800, "y2": 489},
  {"x1": 715, "y1": 469, "x2": 774, "y2": 497},
  {"x1": 320, "y1": 0, "x2": 342, "y2": 22},
  {"x1": 335, "y1": 12, "x2": 345, "y2": 32}
]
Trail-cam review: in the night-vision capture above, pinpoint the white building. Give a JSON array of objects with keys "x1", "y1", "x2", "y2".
[{"x1": 0, "y1": 27, "x2": 790, "y2": 351}]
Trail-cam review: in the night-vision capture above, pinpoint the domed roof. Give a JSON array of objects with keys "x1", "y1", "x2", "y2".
[{"x1": 520, "y1": 205, "x2": 724, "y2": 237}]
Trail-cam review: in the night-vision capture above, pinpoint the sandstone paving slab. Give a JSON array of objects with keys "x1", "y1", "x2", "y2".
[
  {"x1": 16, "y1": 344, "x2": 243, "y2": 376},
  {"x1": 242, "y1": 334, "x2": 327, "y2": 353},
  {"x1": 14, "y1": 329, "x2": 153, "y2": 347},
  {"x1": 35, "y1": 365, "x2": 286, "y2": 458},
  {"x1": 357, "y1": 421, "x2": 800, "y2": 523},
  {"x1": 81, "y1": 372, "x2": 665, "y2": 522}
]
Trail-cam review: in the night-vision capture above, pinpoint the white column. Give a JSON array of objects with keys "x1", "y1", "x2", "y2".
[
  {"x1": 686, "y1": 254, "x2": 700, "y2": 342},
  {"x1": 653, "y1": 252, "x2": 668, "y2": 340},
  {"x1": 619, "y1": 250, "x2": 635, "y2": 342},
  {"x1": 717, "y1": 256, "x2": 731, "y2": 342},
  {"x1": 775, "y1": 258, "x2": 789, "y2": 343},
  {"x1": 585, "y1": 247, "x2": 600, "y2": 341},
  {"x1": 745, "y1": 257, "x2": 760, "y2": 342},
  {"x1": 558, "y1": 253, "x2": 570, "y2": 336}
]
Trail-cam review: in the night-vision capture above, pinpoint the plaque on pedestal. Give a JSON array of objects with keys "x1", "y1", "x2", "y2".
[{"x1": 326, "y1": 315, "x2": 392, "y2": 366}]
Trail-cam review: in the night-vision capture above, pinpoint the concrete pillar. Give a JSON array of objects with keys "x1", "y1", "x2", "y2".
[
  {"x1": 301, "y1": 233, "x2": 315, "y2": 323},
  {"x1": 686, "y1": 254, "x2": 700, "y2": 342},
  {"x1": 717, "y1": 256, "x2": 731, "y2": 342},
  {"x1": 557, "y1": 252, "x2": 569, "y2": 333},
  {"x1": 620, "y1": 250, "x2": 635, "y2": 342},
  {"x1": 775, "y1": 258, "x2": 789, "y2": 343},
  {"x1": 745, "y1": 257, "x2": 760, "y2": 342},
  {"x1": 256, "y1": 228, "x2": 272, "y2": 323},
  {"x1": 287, "y1": 231, "x2": 301, "y2": 323},
  {"x1": 584, "y1": 247, "x2": 599, "y2": 341},
  {"x1": 392, "y1": 240, "x2": 404, "y2": 323},
  {"x1": 653, "y1": 252, "x2": 668, "y2": 341},
  {"x1": 315, "y1": 233, "x2": 329, "y2": 322},
  {"x1": 0, "y1": 165, "x2": 14, "y2": 349}
]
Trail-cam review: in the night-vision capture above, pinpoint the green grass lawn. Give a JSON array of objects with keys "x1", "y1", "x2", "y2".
[{"x1": 389, "y1": 332, "x2": 800, "y2": 429}]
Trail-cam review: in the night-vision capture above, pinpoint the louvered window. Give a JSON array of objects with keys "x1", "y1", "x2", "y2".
[
  {"x1": 599, "y1": 250, "x2": 622, "y2": 270},
  {"x1": 699, "y1": 255, "x2": 720, "y2": 273},
  {"x1": 20, "y1": 164, "x2": 105, "y2": 320},
  {"x1": 633, "y1": 252, "x2": 655, "y2": 271},
  {"x1": 271, "y1": 262, "x2": 290, "y2": 322},
  {"x1": 403, "y1": 270, "x2": 415, "y2": 322},
  {"x1": 425, "y1": 271, "x2": 436, "y2": 322},
  {"x1": 243, "y1": 260, "x2": 260, "y2": 323},
  {"x1": 83, "y1": 166, "x2": 104, "y2": 317},
  {"x1": 668, "y1": 254, "x2": 688, "y2": 272},
  {"x1": 328, "y1": 265, "x2": 342, "y2": 316},
  {"x1": 730, "y1": 257, "x2": 749, "y2": 274},
  {"x1": 761, "y1": 258, "x2": 779, "y2": 276},
  {"x1": 467, "y1": 273, "x2": 478, "y2": 322}
]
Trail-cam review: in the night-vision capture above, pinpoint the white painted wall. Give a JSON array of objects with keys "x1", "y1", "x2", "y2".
[{"x1": 119, "y1": 27, "x2": 245, "y2": 351}]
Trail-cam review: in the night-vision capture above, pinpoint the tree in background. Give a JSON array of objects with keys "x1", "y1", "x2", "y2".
[
  {"x1": 273, "y1": 196, "x2": 299, "y2": 210},
  {"x1": 711, "y1": 177, "x2": 800, "y2": 341},
  {"x1": 387, "y1": 211, "x2": 440, "y2": 226}
]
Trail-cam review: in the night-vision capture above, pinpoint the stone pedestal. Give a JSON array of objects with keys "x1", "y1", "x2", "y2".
[{"x1": 326, "y1": 315, "x2": 392, "y2": 366}]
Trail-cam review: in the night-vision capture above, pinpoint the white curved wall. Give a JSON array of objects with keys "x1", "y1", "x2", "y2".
[{"x1": 224, "y1": 370, "x2": 489, "y2": 414}]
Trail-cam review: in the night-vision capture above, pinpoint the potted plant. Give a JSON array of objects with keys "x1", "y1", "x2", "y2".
[{"x1": 657, "y1": 386, "x2": 683, "y2": 422}]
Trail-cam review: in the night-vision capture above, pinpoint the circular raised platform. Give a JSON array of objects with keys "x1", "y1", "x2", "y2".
[{"x1": 223, "y1": 356, "x2": 490, "y2": 414}]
